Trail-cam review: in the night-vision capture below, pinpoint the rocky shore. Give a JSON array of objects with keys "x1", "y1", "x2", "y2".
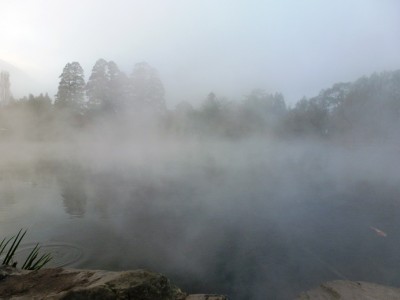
[
  {"x1": 0, "y1": 266, "x2": 227, "y2": 299},
  {"x1": 297, "y1": 280, "x2": 400, "y2": 300},
  {"x1": 2, "y1": 265, "x2": 400, "y2": 299}
]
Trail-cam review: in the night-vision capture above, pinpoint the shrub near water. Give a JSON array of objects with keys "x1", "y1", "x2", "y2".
[{"x1": 0, "y1": 229, "x2": 52, "y2": 270}]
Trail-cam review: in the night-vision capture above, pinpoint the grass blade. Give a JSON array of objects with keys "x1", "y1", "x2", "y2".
[
  {"x1": 0, "y1": 237, "x2": 13, "y2": 257},
  {"x1": 23, "y1": 246, "x2": 52, "y2": 270},
  {"x1": 3, "y1": 229, "x2": 26, "y2": 265},
  {"x1": 1, "y1": 229, "x2": 52, "y2": 270},
  {"x1": 21, "y1": 243, "x2": 39, "y2": 269},
  {"x1": 2, "y1": 229, "x2": 21, "y2": 265},
  {"x1": 0, "y1": 238, "x2": 5, "y2": 255},
  {"x1": 24, "y1": 250, "x2": 39, "y2": 270},
  {"x1": 30, "y1": 253, "x2": 52, "y2": 270}
]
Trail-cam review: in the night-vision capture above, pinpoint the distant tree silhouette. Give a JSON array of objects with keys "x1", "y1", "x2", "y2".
[
  {"x1": 283, "y1": 97, "x2": 329, "y2": 137},
  {"x1": 238, "y1": 89, "x2": 286, "y2": 135},
  {"x1": 86, "y1": 59, "x2": 128, "y2": 113},
  {"x1": 107, "y1": 60, "x2": 129, "y2": 111},
  {"x1": 282, "y1": 70, "x2": 400, "y2": 140},
  {"x1": 0, "y1": 71, "x2": 11, "y2": 106},
  {"x1": 86, "y1": 59, "x2": 108, "y2": 110},
  {"x1": 331, "y1": 71, "x2": 400, "y2": 140},
  {"x1": 26, "y1": 93, "x2": 52, "y2": 113},
  {"x1": 128, "y1": 62, "x2": 166, "y2": 113}
]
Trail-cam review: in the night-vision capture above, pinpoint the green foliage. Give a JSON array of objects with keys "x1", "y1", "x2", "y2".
[
  {"x1": 0, "y1": 229, "x2": 52, "y2": 270},
  {"x1": 21, "y1": 243, "x2": 52, "y2": 270}
]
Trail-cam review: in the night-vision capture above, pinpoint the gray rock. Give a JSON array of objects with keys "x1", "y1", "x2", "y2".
[
  {"x1": 0, "y1": 267, "x2": 226, "y2": 300},
  {"x1": 185, "y1": 295, "x2": 227, "y2": 300},
  {"x1": 0, "y1": 265, "x2": 19, "y2": 281},
  {"x1": 297, "y1": 280, "x2": 400, "y2": 300}
]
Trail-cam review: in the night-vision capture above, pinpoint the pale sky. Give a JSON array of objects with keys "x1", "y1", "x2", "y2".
[{"x1": 1, "y1": 0, "x2": 399, "y2": 106}]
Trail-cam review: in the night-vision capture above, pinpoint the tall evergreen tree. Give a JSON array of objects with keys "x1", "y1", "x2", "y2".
[
  {"x1": 55, "y1": 62, "x2": 86, "y2": 112},
  {"x1": 86, "y1": 59, "x2": 128, "y2": 113},
  {"x1": 86, "y1": 59, "x2": 108, "y2": 110},
  {"x1": 106, "y1": 60, "x2": 129, "y2": 111},
  {"x1": 129, "y1": 62, "x2": 166, "y2": 112}
]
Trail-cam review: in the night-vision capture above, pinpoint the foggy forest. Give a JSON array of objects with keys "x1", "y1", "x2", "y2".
[{"x1": 0, "y1": 60, "x2": 400, "y2": 299}]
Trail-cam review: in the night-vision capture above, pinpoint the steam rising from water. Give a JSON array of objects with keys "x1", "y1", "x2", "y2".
[{"x1": 1, "y1": 133, "x2": 399, "y2": 299}]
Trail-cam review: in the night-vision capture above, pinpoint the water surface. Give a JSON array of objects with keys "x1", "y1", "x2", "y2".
[{"x1": 1, "y1": 139, "x2": 399, "y2": 299}]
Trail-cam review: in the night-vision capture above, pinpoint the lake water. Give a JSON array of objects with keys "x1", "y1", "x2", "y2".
[{"x1": 1, "y1": 138, "x2": 399, "y2": 299}]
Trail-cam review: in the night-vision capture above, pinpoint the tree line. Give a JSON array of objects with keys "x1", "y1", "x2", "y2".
[
  {"x1": 54, "y1": 59, "x2": 165, "y2": 114},
  {"x1": 164, "y1": 70, "x2": 400, "y2": 142},
  {"x1": 0, "y1": 60, "x2": 399, "y2": 142}
]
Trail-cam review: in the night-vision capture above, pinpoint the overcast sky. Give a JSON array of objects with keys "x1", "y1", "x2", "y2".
[{"x1": 1, "y1": 0, "x2": 399, "y2": 106}]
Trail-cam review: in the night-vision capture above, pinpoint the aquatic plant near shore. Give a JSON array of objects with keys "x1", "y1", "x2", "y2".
[{"x1": 0, "y1": 229, "x2": 52, "y2": 270}]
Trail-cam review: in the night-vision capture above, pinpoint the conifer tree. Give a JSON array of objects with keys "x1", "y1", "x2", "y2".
[
  {"x1": 55, "y1": 62, "x2": 86, "y2": 112},
  {"x1": 86, "y1": 59, "x2": 128, "y2": 113},
  {"x1": 129, "y1": 62, "x2": 166, "y2": 112},
  {"x1": 86, "y1": 59, "x2": 108, "y2": 110}
]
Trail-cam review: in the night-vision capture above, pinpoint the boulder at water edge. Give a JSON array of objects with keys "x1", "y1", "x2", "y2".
[
  {"x1": 297, "y1": 280, "x2": 400, "y2": 300},
  {"x1": 0, "y1": 266, "x2": 227, "y2": 300}
]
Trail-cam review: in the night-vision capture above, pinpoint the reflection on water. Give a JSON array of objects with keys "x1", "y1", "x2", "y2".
[
  {"x1": 0, "y1": 141, "x2": 399, "y2": 299},
  {"x1": 57, "y1": 165, "x2": 87, "y2": 218}
]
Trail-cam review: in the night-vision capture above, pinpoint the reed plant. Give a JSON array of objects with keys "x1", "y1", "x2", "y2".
[{"x1": 0, "y1": 229, "x2": 52, "y2": 270}]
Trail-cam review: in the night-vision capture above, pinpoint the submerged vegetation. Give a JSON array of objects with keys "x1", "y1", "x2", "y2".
[{"x1": 0, "y1": 229, "x2": 52, "y2": 270}]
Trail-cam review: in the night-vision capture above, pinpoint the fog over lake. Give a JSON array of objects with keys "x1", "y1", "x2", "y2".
[
  {"x1": 0, "y1": 1, "x2": 400, "y2": 299},
  {"x1": 1, "y1": 130, "x2": 399, "y2": 299}
]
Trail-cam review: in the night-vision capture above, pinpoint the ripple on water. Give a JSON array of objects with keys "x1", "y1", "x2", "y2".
[{"x1": 15, "y1": 242, "x2": 85, "y2": 268}]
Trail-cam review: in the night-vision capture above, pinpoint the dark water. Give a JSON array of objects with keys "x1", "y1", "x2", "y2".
[{"x1": 1, "y1": 139, "x2": 400, "y2": 299}]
